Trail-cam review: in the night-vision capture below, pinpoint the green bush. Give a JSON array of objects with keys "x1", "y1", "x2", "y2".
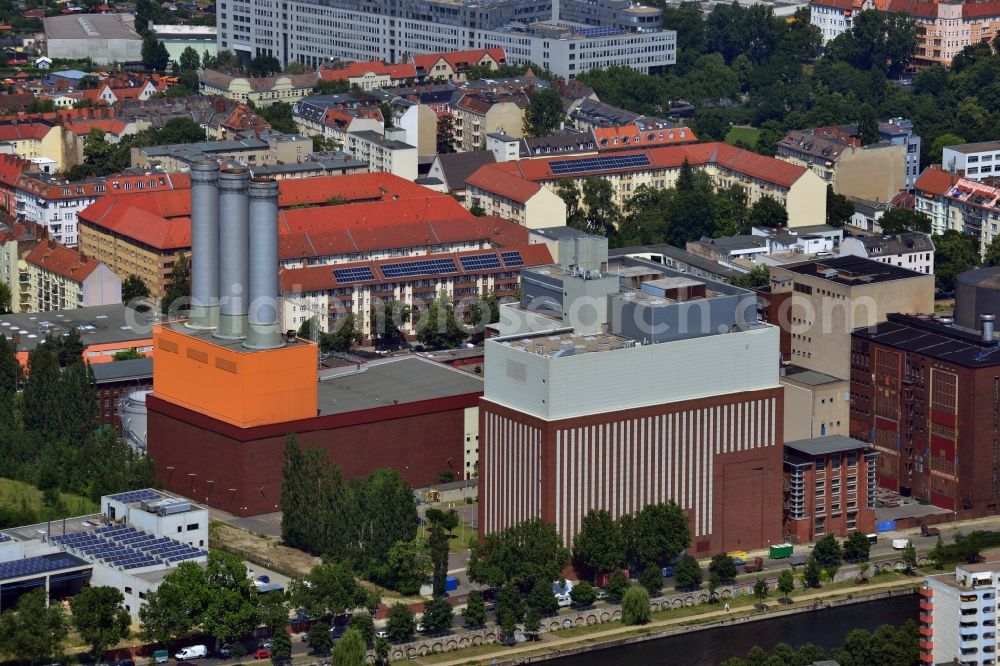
[{"x1": 621, "y1": 586, "x2": 650, "y2": 625}]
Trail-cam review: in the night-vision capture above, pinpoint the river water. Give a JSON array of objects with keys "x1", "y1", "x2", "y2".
[{"x1": 548, "y1": 593, "x2": 918, "y2": 665}]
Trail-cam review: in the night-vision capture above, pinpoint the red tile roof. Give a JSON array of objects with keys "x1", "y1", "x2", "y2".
[
  {"x1": 914, "y1": 166, "x2": 961, "y2": 195},
  {"x1": 25, "y1": 240, "x2": 100, "y2": 282},
  {"x1": 469, "y1": 142, "x2": 808, "y2": 191},
  {"x1": 0, "y1": 123, "x2": 53, "y2": 141},
  {"x1": 17, "y1": 172, "x2": 189, "y2": 202},
  {"x1": 64, "y1": 119, "x2": 129, "y2": 137},
  {"x1": 883, "y1": 0, "x2": 940, "y2": 18},
  {"x1": 280, "y1": 242, "x2": 549, "y2": 292},
  {"x1": 0, "y1": 154, "x2": 31, "y2": 187},
  {"x1": 594, "y1": 124, "x2": 698, "y2": 150},
  {"x1": 809, "y1": 0, "x2": 866, "y2": 10},
  {"x1": 319, "y1": 61, "x2": 416, "y2": 82},
  {"x1": 411, "y1": 48, "x2": 507, "y2": 74},
  {"x1": 963, "y1": 0, "x2": 1000, "y2": 18},
  {"x1": 465, "y1": 165, "x2": 542, "y2": 203}
]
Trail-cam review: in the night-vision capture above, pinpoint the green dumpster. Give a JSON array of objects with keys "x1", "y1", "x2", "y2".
[{"x1": 770, "y1": 543, "x2": 793, "y2": 559}]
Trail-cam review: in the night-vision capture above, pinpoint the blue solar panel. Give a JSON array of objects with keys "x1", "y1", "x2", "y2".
[
  {"x1": 501, "y1": 251, "x2": 524, "y2": 267},
  {"x1": 109, "y1": 489, "x2": 161, "y2": 503},
  {"x1": 333, "y1": 266, "x2": 375, "y2": 284},
  {"x1": 459, "y1": 253, "x2": 501, "y2": 272},
  {"x1": 549, "y1": 153, "x2": 650, "y2": 176},
  {"x1": 380, "y1": 258, "x2": 457, "y2": 279},
  {"x1": 580, "y1": 26, "x2": 626, "y2": 38},
  {"x1": 0, "y1": 555, "x2": 83, "y2": 580}
]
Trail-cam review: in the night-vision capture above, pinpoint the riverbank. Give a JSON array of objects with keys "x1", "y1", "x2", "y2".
[{"x1": 414, "y1": 577, "x2": 922, "y2": 666}]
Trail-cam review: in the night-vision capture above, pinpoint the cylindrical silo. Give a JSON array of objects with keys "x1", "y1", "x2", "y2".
[
  {"x1": 214, "y1": 167, "x2": 250, "y2": 340},
  {"x1": 186, "y1": 160, "x2": 220, "y2": 330},
  {"x1": 244, "y1": 177, "x2": 284, "y2": 350}
]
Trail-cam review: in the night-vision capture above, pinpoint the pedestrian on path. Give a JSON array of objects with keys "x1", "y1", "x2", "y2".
[{"x1": 724, "y1": 602, "x2": 730, "y2": 612}]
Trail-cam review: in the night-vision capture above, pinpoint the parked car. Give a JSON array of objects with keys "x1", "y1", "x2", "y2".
[
  {"x1": 594, "y1": 590, "x2": 609, "y2": 601},
  {"x1": 175, "y1": 646, "x2": 208, "y2": 661},
  {"x1": 255, "y1": 647, "x2": 272, "y2": 659},
  {"x1": 113, "y1": 660, "x2": 135, "y2": 666},
  {"x1": 375, "y1": 630, "x2": 389, "y2": 639},
  {"x1": 216, "y1": 645, "x2": 233, "y2": 658},
  {"x1": 661, "y1": 566, "x2": 675, "y2": 578},
  {"x1": 892, "y1": 538, "x2": 911, "y2": 550}
]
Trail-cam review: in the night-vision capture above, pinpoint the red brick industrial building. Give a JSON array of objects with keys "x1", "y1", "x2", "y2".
[
  {"x1": 783, "y1": 435, "x2": 877, "y2": 543},
  {"x1": 851, "y1": 312, "x2": 1000, "y2": 514}
]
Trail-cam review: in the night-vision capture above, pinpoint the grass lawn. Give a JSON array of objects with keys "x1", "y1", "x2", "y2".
[
  {"x1": 0, "y1": 477, "x2": 97, "y2": 522},
  {"x1": 725, "y1": 126, "x2": 761, "y2": 146}
]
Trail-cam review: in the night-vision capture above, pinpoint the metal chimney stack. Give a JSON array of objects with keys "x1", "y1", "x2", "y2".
[
  {"x1": 214, "y1": 168, "x2": 250, "y2": 340},
  {"x1": 244, "y1": 178, "x2": 284, "y2": 350},
  {"x1": 983, "y1": 313, "x2": 995, "y2": 343},
  {"x1": 186, "y1": 160, "x2": 220, "y2": 330}
]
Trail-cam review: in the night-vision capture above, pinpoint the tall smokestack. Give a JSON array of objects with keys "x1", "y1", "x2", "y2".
[
  {"x1": 187, "y1": 160, "x2": 220, "y2": 330},
  {"x1": 244, "y1": 178, "x2": 284, "y2": 350},
  {"x1": 214, "y1": 167, "x2": 250, "y2": 340},
  {"x1": 983, "y1": 313, "x2": 995, "y2": 343}
]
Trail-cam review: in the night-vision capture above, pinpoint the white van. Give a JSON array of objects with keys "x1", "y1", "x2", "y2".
[
  {"x1": 174, "y1": 645, "x2": 208, "y2": 661},
  {"x1": 892, "y1": 538, "x2": 910, "y2": 550}
]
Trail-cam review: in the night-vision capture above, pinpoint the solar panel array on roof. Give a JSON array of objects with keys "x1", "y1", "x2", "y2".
[
  {"x1": 381, "y1": 258, "x2": 458, "y2": 279},
  {"x1": 501, "y1": 251, "x2": 524, "y2": 267},
  {"x1": 50, "y1": 525, "x2": 207, "y2": 570},
  {"x1": 549, "y1": 153, "x2": 650, "y2": 176},
  {"x1": 459, "y1": 253, "x2": 501, "y2": 272},
  {"x1": 333, "y1": 266, "x2": 375, "y2": 284},
  {"x1": 110, "y1": 489, "x2": 161, "y2": 504},
  {"x1": 579, "y1": 26, "x2": 626, "y2": 37},
  {"x1": 0, "y1": 555, "x2": 82, "y2": 580}
]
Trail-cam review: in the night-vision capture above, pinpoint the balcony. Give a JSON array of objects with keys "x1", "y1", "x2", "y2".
[
  {"x1": 920, "y1": 625, "x2": 933, "y2": 637},
  {"x1": 920, "y1": 599, "x2": 934, "y2": 612}
]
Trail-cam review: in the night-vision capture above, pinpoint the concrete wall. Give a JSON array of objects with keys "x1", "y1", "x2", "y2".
[
  {"x1": 834, "y1": 144, "x2": 906, "y2": 203},
  {"x1": 82, "y1": 263, "x2": 122, "y2": 307},
  {"x1": 780, "y1": 376, "x2": 849, "y2": 441},
  {"x1": 785, "y1": 169, "x2": 827, "y2": 228},
  {"x1": 47, "y1": 37, "x2": 143, "y2": 65}
]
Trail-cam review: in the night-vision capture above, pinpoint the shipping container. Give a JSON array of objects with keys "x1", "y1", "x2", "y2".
[{"x1": 769, "y1": 543, "x2": 793, "y2": 559}]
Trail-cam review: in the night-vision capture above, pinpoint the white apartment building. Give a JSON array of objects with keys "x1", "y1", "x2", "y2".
[
  {"x1": 810, "y1": 0, "x2": 872, "y2": 44},
  {"x1": 922, "y1": 563, "x2": 1000, "y2": 666},
  {"x1": 216, "y1": 0, "x2": 676, "y2": 80},
  {"x1": 943, "y1": 141, "x2": 1000, "y2": 181},
  {"x1": 915, "y1": 167, "x2": 1000, "y2": 257},
  {"x1": 344, "y1": 129, "x2": 417, "y2": 181},
  {"x1": 839, "y1": 232, "x2": 935, "y2": 275}
]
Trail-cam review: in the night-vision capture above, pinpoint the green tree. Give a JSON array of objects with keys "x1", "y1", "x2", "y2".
[
  {"x1": 468, "y1": 518, "x2": 570, "y2": 590},
  {"x1": 292, "y1": 559, "x2": 372, "y2": 619},
  {"x1": 573, "y1": 509, "x2": 625, "y2": 575},
  {"x1": 247, "y1": 54, "x2": 281, "y2": 77},
  {"x1": 843, "y1": 531, "x2": 872, "y2": 561},
  {"x1": 708, "y1": 571, "x2": 721, "y2": 602},
  {"x1": 380, "y1": 539, "x2": 430, "y2": 595},
  {"x1": 802, "y1": 554, "x2": 821, "y2": 588},
  {"x1": 258, "y1": 102, "x2": 298, "y2": 134},
  {"x1": 306, "y1": 621, "x2": 333, "y2": 654},
  {"x1": 463, "y1": 591, "x2": 487, "y2": 626},
  {"x1": 0, "y1": 282, "x2": 11, "y2": 314},
  {"x1": 138, "y1": 565, "x2": 197, "y2": 646},
  {"x1": 753, "y1": 576, "x2": 769, "y2": 606},
  {"x1": 826, "y1": 185, "x2": 855, "y2": 228},
  {"x1": 496, "y1": 582, "x2": 524, "y2": 640},
  {"x1": 985, "y1": 236, "x2": 1000, "y2": 268},
  {"x1": 353, "y1": 468, "x2": 418, "y2": 574},
  {"x1": 416, "y1": 291, "x2": 468, "y2": 349},
  {"x1": 606, "y1": 569, "x2": 631, "y2": 603},
  {"x1": 370, "y1": 300, "x2": 411, "y2": 348},
  {"x1": 639, "y1": 564, "x2": 662, "y2": 596},
  {"x1": 934, "y1": 229, "x2": 980, "y2": 292},
  {"x1": 749, "y1": 196, "x2": 788, "y2": 228},
  {"x1": 469, "y1": 290, "x2": 500, "y2": 331},
  {"x1": 523, "y1": 606, "x2": 541, "y2": 638},
  {"x1": 528, "y1": 577, "x2": 558, "y2": 616},
  {"x1": 429, "y1": 522, "x2": 449, "y2": 596},
  {"x1": 348, "y1": 612, "x2": 375, "y2": 648},
  {"x1": 158, "y1": 117, "x2": 207, "y2": 144},
  {"x1": 777, "y1": 569, "x2": 795, "y2": 601},
  {"x1": 319, "y1": 314, "x2": 361, "y2": 354},
  {"x1": 621, "y1": 586, "x2": 650, "y2": 625},
  {"x1": 675, "y1": 554, "x2": 702, "y2": 590},
  {"x1": 556, "y1": 181, "x2": 586, "y2": 230},
  {"x1": 624, "y1": 501, "x2": 691, "y2": 569},
  {"x1": 179, "y1": 45, "x2": 201, "y2": 72},
  {"x1": 436, "y1": 114, "x2": 456, "y2": 154},
  {"x1": 523, "y1": 88, "x2": 565, "y2": 137},
  {"x1": 122, "y1": 274, "x2": 150, "y2": 304},
  {"x1": 812, "y1": 534, "x2": 843, "y2": 569},
  {"x1": 0, "y1": 588, "x2": 68, "y2": 663},
  {"x1": 709, "y1": 553, "x2": 738, "y2": 582},
  {"x1": 375, "y1": 637, "x2": 390, "y2": 665},
  {"x1": 162, "y1": 253, "x2": 191, "y2": 317},
  {"x1": 387, "y1": 603, "x2": 415, "y2": 641},
  {"x1": 581, "y1": 177, "x2": 621, "y2": 236},
  {"x1": 731, "y1": 264, "x2": 770, "y2": 290},
  {"x1": 856, "y1": 103, "x2": 880, "y2": 146},
  {"x1": 270, "y1": 629, "x2": 292, "y2": 659},
  {"x1": 692, "y1": 107, "x2": 731, "y2": 141},
  {"x1": 827, "y1": 10, "x2": 918, "y2": 77},
  {"x1": 570, "y1": 580, "x2": 596, "y2": 606},
  {"x1": 931, "y1": 133, "x2": 966, "y2": 167},
  {"x1": 141, "y1": 34, "x2": 169, "y2": 71},
  {"x1": 902, "y1": 541, "x2": 918, "y2": 574},
  {"x1": 331, "y1": 627, "x2": 367, "y2": 666},
  {"x1": 112, "y1": 347, "x2": 142, "y2": 362},
  {"x1": 70, "y1": 586, "x2": 130, "y2": 658},
  {"x1": 422, "y1": 595, "x2": 454, "y2": 633},
  {"x1": 878, "y1": 208, "x2": 931, "y2": 234}
]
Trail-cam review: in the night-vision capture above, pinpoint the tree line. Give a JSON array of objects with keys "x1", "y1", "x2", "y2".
[{"x1": 0, "y1": 331, "x2": 157, "y2": 525}]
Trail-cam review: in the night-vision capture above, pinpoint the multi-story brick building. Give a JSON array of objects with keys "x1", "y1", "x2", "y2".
[
  {"x1": 466, "y1": 142, "x2": 828, "y2": 228},
  {"x1": 479, "y1": 235, "x2": 785, "y2": 553},
  {"x1": 783, "y1": 435, "x2": 877, "y2": 543},
  {"x1": 921, "y1": 563, "x2": 1000, "y2": 665},
  {"x1": 92, "y1": 357, "x2": 153, "y2": 434},
  {"x1": 851, "y1": 312, "x2": 1000, "y2": 513}
]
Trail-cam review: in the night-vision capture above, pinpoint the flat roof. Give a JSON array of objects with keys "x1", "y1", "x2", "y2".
[
  {"x1": 854, "y1": 313, "x2": 1000, "y2": 368},
  {"x1": 785, "y1": 434, "x2": 873, "y2": 457},
  {"x1": 781, "y1": 255, "x2": 927, "y2": 286},
  {"x1": 497, "y1": 330, "x2": 631, "y2": 359},
  {"x1": 91, "y1": 357, "x2": 153, "y2": 383},
  {"x1": 316, "y1": 356, "x2": 482, "y2": 415},
  {"x1": 0, "y1": 552, "x2": 90, "y2": 583},
  {"x1": 530, "y1": 226, "x2": 594, "y2": 241},
  {"x1": 945, "y1": 141, "x2": 1000, "y2": 154},
  {"x1": 0, "y1": 304, "x2": 156, "y2": 354},
  {"x1": 349, "y1": 130, "x2": 414, "y2": 150},
  {"x1": 44, "y1": 14, "x2": 141, "y2": 40},
  {"x1": 780, "y1": 365, "x2": 845, "y2": 387}
]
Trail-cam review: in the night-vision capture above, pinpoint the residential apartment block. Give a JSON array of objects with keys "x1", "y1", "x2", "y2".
[
  {"x1": 943, "y1": 141, "x2": 1000, "y2": 181},
  {"x1": 197, "y1": 70, "x2": 318, "y2": 107},
  {"x1": 775, "y1": 120, "x2": 920, "y2": 202},
  {"x1": 23, "y1": 240, "x2": 121, "y2": 312},
  {"x1": 466, "y1": 142, "x2": 828, "y2": 228},
  {"x1": 411, "y1": 48, "x2": 507, "y2": 83},
  {"x1": 915, "y1": 167, "x2": 1000, "y2": 257},
  {"x1": 783, "y1": 435, "x2": 877, "y2": 543},
  {"x1": 479, "y1": 235, "x2": 785, "y2": 553},
  {"x1": 810, "y1": 0, "x2": 872, "y2": 44},
  {"x1": 453, "y1": 92, "x2": 527, "y2": 153},
  {"x1": 851, "y1": 313, "x2": 1000, "y2": 514},
  {"x1": 839, "y1": 232, "x2": 935, "y2": 275},
  {"x1": 216, "y1": 0, "x2": 676, "y2": 80},
  {"x1": 130, "y1": 134, "x2": 313, "y2": 173},
  {"x1": 343, "y1": 128, "x2": 417, "y2": 181},
  {"x1": 886, "y1": 0, "x2": 1000, "y2": 68},
  {"x1": 0, "y1": 122, "x2": 83, "y2": 172},
  {"x1": 922, "y1": 563, "x2": 1000, "y2": 665},
  {"x1": 770, "y1": 255, "x2": 934, "y2": 380},
  {"x1": 318, "y1": 61, "x2": 417, "y2": 91}
]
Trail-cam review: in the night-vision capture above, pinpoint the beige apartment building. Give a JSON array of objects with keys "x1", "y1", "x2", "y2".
[
  {"x1": 198, "y1": 70, "x2": 318, "y2": 107},
  {"x1": 780, "y1": 365, "x2": 850, "y2": 442},
  {"x1": 465, "y1": 168, "x2": 567, "y2": 229},
  {"x1": 453, "y1": 93, "x2": 527, "y2": 153},
  {"x1": 770, "y1": 255, "x2": 934, "y2": 380},
  {"x1": 23, "y1": 240, "x2": 121, "y2": 312},
  {"x1": 131, "y1": 134, "x2": 312, "y2": 173},
  {"x1": 885, "y1": 0, "x2": 1000, "y2": 67}
]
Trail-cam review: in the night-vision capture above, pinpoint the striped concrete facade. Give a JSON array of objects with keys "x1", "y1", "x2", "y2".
[{"x1": 479, "y1": 387, "x2": 785, "y2": 553}]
